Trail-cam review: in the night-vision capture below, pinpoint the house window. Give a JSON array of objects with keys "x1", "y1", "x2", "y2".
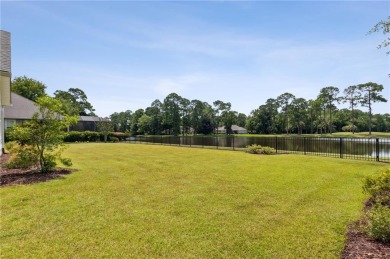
[{"x1": 5, "y1": 119, "x2": 16, "y2": 129}]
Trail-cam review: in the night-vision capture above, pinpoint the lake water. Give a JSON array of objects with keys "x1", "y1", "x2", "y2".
[{"x1": 133, "y1": 136, "x2": 390, "y2": 162}]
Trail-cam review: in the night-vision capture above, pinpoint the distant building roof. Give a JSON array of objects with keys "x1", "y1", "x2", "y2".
[
  {"x1": 78, "y1": 116, "x2": 102, "y2": 122},
  {"x1": 4, "y1": 93, "x2": 39, "y2": 120},
  {"x1": 217, "y1": 125, "x2": 247, "y2": 131}
]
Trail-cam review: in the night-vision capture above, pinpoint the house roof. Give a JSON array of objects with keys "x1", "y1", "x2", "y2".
[
  {"x1": 217, "y1": 125, "x2": 247, "y2": 131},
  {"x1": 79, "y1": 116, "x2": 102, "y2": 122},
  {"x1": 4, "y1": 93, "x2": 40, "y2": 120}
]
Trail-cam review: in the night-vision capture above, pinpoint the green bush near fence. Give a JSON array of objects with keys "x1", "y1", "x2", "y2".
[{"x1": 246, "y1": 144, "x2": 276, "y2": 154}]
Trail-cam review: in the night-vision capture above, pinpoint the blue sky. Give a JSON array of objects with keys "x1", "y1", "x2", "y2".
[{"x1": 1, "y1": 1, "x2": 389, "y2": 116}]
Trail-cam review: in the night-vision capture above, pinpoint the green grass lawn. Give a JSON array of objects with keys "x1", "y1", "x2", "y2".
[{"x1": 1, "y1": 144, "x2": 387, "y2": 258}]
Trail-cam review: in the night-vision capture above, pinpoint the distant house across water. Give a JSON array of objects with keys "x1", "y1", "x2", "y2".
[{"x1": 217, "y1": 125, "x2": 248, "y2": 134}]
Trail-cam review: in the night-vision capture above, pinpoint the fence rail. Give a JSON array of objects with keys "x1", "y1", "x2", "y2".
[{"x1": 128, "y1": 136, "x2": 390, "y2": 163}]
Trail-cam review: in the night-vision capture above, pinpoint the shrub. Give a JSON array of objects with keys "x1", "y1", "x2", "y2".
[
  {"x1": 342, "y1": 124, "x2": 358, "y2": 132},
  {"x1": 64, "y1": 131, "x2": 84, "y2": 142},
  {"x1": 109, "y1": 136, "x2": 119, "y2": 143},
  {"x1": 42, "y1": 154, "x2": 57, "y2": 173},
  {"x1": 246, "y1": 144, "x2": 276, "y2": 155},
  {"x1": 363, "y1": 167, "x2": 390, "y2": 206},
  {"x1": 112, "y1": 132, "x2": 130, "y2": 141},
  {"x1": 6, "y1": 144, "x2": 38, "y2": 169},
  {"x1": 4, "y1": 128, "x2": 16, "y2": 142},
  {"x1": 60, "y1": 158, "x2": 73, "y2": 167},
  {"x1": 4, "y1": 141, "x2": 18, "y2": 153},
  {"x1": 367, "y1": 205, "x2": 390, "y2": 243},
  {"x1": 362, "y1": 167, "x2": 390, "y2": 243},
  {"x1": 64, "y1": 131, "x2": 100, "y2": 142}
]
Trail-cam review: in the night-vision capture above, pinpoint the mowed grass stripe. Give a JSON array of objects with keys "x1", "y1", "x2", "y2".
[{"x1": 0, "y1": 143, "x2": 386, "y2": 258}]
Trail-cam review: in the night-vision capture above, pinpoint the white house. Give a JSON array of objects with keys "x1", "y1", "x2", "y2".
[{"x1": 217, "y1": 125, "x2": 248, "y2": 134}]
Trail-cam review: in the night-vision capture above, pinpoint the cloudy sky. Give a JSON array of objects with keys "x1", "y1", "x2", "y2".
[{"x1": 1, "y1": 1, "x2": 389, "y2": 116}]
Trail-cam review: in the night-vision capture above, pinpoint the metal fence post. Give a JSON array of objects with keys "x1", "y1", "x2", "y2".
[
  {"x1": 304, "y1": 137, "x2": 306, "y2": 155},
  {"x1": 202, "y1": 136, "x2": 204, "y2": 148},
  {"x1": 376, "y1": 138, "x2": 379, "y2": 162},
  {"x1": 233, "y1": 136, "x2": 235, "y2": 150},
  {"x1": 216, "y1": 136, "x2": 219, "y2": 149},
  {"x1": 340, "y1": 138, "x2": 343, "y2": 158},
  {"x1": 275, "y1": 136, "x2": 278, "y2": 153}
]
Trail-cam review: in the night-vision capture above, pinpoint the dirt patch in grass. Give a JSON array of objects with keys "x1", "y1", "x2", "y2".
[{"x1": 0, "y1": 153, "x2": 75, "y2": 187}]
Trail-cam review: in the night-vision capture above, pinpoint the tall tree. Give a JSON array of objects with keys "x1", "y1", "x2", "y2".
[
  {"x1": 357, "y1": 82, "x2": 387, "y2": 135},
  {"x1": 291, "y1": 98, "x2": 307, "y2": 135},
  {"x1": 307, "y1": 99, "x2": 321, "y2": 134},
  {"x1": 190, "y1": 100, "x2": 205, "y2": 134},
  {"x1": 96, "y1": 118, "x2": 114, "y2": 142},
  {"x1": 137, "y1": 114, "x2": 152, "y2": 135},
  {"x1": 213, "y1": 100, "x2": 232, "y2": 133},
  {"x1": 145, "y1": 100, "x2": 163, "y2": 135},
  {"x1": 180, "y1": 98, "x2": 191, "y2": 135},
  {"x1": 342, "y1": 85, "x2": 361, "y2": 134},
  {"x1": 222, "y1": 111, "x2": 237, "y2": 134},
  {"x1": 11, "y1": 76, "x2": 47, "y2": 102},
  {"x1": 369, "y1": 16, "x2": 390, "y2": 55},
  {"x1": 318, "y1": 86, "x2": 340, "y2": 134},
  {"x1": 162, "y1": 93, "x2": 182, "y2": 135},
  {"x1": 130, "y1": 109, "x2": 145, "y2": 136},
  {"x1": 198, "y1": 102, "x2": 216, "y2": 135},
  {"x1": 369, "y1": 16, "x2": 390, "y2": 76},
  {"x1": 110, "y1": 110, "x2": 132, "y2": 132},
  {"x1": 276, "y1": 93, "x2": 295, "y2": 134},
  {"x1": 54, "y1": 88, "x2": 95, "y2": 116},
  {"x1": 236, "y1": 113, "x2": 247, "y2": 128}
]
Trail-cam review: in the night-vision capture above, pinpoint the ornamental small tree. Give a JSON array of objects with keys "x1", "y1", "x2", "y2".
[{"x1": 9, "y1": 96, "x2": 78, "y2": 173}]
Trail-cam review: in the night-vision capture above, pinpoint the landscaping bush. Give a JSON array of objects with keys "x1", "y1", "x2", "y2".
[
  {"x1": 4, "y1": 141, "x2": 18, "y2": 153},
  {"x1": 4, "y1": 128, "x2": 15, "y2": 142},
  {"x1": 64, "y1": 131, "x2": 84, "y2": 142},
  {"x1": 109, "y1": 136, "x2": 119, "y2": 143},
  {"x1": 5, "y1": 144, "x2": 38, "y2": 169},
  {"x1": 363, "y1": 167, "x2": 390, "y2": 206},
  {"x1": 342, "y1": 124, "x2": 358, "y2": 133},
  {"x1": 64, "y1": 131, "x2": 100, "y2": 142},
  {"x1": 363, "y1": 167, "x2": 390, "y2": 244},
  {"x1": 246, "y1": 144, "x2": 276, "y2": 155},
  {"x1": 367, "y1": 205, "x2": 390, "y2": 243},
  {"x1": 64, "y1": 131, "x2": 130, "y2": 142},
  {"x1": 112, "y1": 132, "x2": 130, "y2": 141}
]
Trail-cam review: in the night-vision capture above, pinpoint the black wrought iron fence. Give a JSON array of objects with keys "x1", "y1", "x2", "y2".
[{"x1": 129, "y1": 136, "x2": 390, "y2": 163}]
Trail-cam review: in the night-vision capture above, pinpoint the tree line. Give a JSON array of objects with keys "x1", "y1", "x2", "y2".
[
  {"x1": 11, "y1": 77, "x2": 388, "y2": 136},
  {"x1": 110, "y1": 83, "x2": 388, "y2": 136}
]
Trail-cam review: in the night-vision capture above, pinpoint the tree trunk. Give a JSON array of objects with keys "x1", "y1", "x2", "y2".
[
  {"x1": 329, "y1": 111, "x2": 332, "y2": 134},
  {"x1": 368, "y1": 91, "x2": 372, "y2": 135}
]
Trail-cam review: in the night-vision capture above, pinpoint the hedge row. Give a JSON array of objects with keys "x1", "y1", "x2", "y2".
[{"x1": 63, "y1": 131, "x2": 130, "y2": 142}]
